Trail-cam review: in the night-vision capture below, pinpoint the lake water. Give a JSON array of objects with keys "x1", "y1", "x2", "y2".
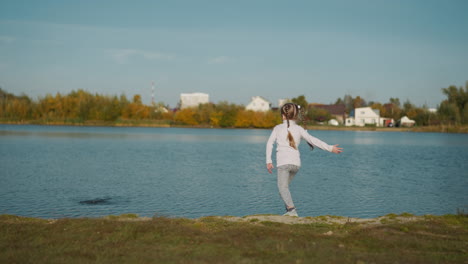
[{"x1": 1, "y1": 124, "x2": 467, "y2": 219}]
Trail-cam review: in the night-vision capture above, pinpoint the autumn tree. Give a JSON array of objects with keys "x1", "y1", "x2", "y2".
[
  {"x1": 196, "y1": 103, "x2": 216, "y2": 124},
  {"x1": 370, "y1": 102, "x2": 386, "y2": 117},
  {"x1": 336, "y1": 94, "x2": 365, "y2": 113},
  {"x1": 383, "y1": 98, "x2": 402, "y2": 120},
  {"x1": 209, "y1": 111, "x2": 223, "y2": 127},
  {"x1": 5, "y1": 95, "x2": 33, "y2": 121},
  {"x1": 122, "y1": 94, "x2": 151, "y2": 120},
  {"x1": 174, "y1": 108, "x2": 198, "y2": 125},
  {"x1": 235, "y1": 109, "x2": 253, "y2": 128},
  {"x1": 353, "y1": 96, "x2": 366, "y2": 108}
]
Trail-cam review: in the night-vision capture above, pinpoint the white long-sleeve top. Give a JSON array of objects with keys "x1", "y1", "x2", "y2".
[{"x1": 266, "y1": 120, "x2": 334, "y2": 167}]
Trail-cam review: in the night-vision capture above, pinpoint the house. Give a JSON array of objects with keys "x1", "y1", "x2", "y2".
[
  {"x1": 179, "y1": 93, "x2": 209, "y2": 109},
  {"x1": 345, "y1": 107, "x2": 385, "y2": 127},
  {"x1": 313, "y1": 104, "x2": 347, "y2": 124},
  {"x1": 278, "y1": 99, "x2": 291, "y2": 108},
  {"x1": 154, "y1": 105, "x2": 169, "y2": 113},
  {"x1": 246, "y1": 96, "x2": 271, "y2": 112},
  {"x1": 399, "y1": 116, "x2": 416, "y2": 127}
]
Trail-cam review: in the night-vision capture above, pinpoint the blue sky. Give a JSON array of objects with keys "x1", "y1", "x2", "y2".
[{"x1": 1, "y1": 0, "x2": 467, "y2": 108}]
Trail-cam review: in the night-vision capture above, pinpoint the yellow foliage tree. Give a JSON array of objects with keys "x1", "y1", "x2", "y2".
[
  {"x1": 174, "y1": 108, "x2": 199, "y2": 125},
  {"x1": 235, "y1": 110, "x2": 253, "y2": 128},
  {"x1": 209, "y1": 111, "x2": 223, "y2": 127}
]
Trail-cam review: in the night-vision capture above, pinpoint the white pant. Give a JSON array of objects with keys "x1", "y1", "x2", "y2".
[{"x1": 277, "y1": 164, "x2": 300, "y2": 209}]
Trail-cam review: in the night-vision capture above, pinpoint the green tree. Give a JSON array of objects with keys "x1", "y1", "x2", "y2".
[
  {"x1": 216, "y1": 101, "x2": 240, "y2": 128},
  {"x1": 343, "y1": 95, "x2": 353, "y2": 112},
  {"x1": 334, "y1": 97, "x2": 344, "y2": 105},
  {"x1": 306, "y1": 106, "x2": 332, "y2": 123},
  {"x1": 438, "y1": 100, "x2": 460, "y2": 124},
  {"x1": 291, "y1": 95, "x2": 308, "y2": 110},
  {"x1": 440, "y1": 83, "x2": 468, "y2": 124},
  {"x1": 389, "y1": 97, "x2": 401, "y2": 108}
]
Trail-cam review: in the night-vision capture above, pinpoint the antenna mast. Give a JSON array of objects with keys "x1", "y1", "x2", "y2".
[{"x1": 151, "y1": 81, "x2": 155, "y2": 106}]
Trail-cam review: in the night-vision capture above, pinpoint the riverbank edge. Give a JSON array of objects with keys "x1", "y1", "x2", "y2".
[
  {"x1": 1, "y1": 212, "x2": 463, "y2": 227},
  {"x1": 2, "y1": 213, "x2": 466, "y2": 263},
  {"x1": 1, "y1": 120, "x2": 468, "y2": 133}
]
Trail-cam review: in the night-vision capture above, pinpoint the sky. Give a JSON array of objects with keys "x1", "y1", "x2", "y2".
[{"x1": 1, "y1": 0, "x2": 467, "y2": 108}]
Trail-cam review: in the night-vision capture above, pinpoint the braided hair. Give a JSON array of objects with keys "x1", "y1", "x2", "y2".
[
  {"x1": 280, "y1": 103, "x2": 299, "y2": 149},
  {"x1": 280, "y1": 103, "x2": 314, "y2": 150}
]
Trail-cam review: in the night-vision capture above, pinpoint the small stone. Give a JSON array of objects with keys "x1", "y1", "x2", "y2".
[
  {"x1": 338, "y1": 243, "x2": 345, "y2": 248},
  {"x1": 323, "y1": 231, "x2": 333, "y2": 236}
]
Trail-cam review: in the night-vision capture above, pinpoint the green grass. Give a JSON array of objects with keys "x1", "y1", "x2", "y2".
[{"x1": 1, "y1": 214, "x2": 467, "y2": 264}]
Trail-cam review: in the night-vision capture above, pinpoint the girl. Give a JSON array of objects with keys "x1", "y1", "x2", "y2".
[{"x1": 266, "y1": 103, "x2": 343, "y2": 216}]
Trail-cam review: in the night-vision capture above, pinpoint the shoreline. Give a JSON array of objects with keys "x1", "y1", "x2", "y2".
[
  {"x1": 1, "y1": 121, "x2": 468, "y2": 133},
  {"x1": 2, "y1": 213, "x2": 466, "y2": 263},
  {"x1": 0, "y1": 212, "x2": 455, "y2": 226}
]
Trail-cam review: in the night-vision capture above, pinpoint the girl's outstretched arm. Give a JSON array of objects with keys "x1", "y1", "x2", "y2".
[{"x1": 331, "y1": 144, "x2": 343, "y2": 154}]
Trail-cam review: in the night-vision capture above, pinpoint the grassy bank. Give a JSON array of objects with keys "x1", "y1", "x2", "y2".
[
  {"x1": 2, "y1": 120, "x2": 468, "y2": 133},
  {"x1": 1, "y1": 213, "x2": 466, "y2": 263},
  {"x1": 306, "y1": 124, "x2": 468, "y2": 133}
]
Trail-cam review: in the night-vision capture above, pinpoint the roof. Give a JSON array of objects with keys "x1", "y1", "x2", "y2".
[
  {"x1": 250, "y1": 96, "x2": 270, "y2": 103},
  {"x1": 312, "y1": 104, "x2": 346, "y2": 115},
  {"x1": 180, "y1": 92, "x2": 209, "y2": 97}
]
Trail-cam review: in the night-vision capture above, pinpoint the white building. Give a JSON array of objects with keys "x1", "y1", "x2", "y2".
[
  {"x1": 246, "y1": 96, "x2": 271, "y2": 112},
  {"x1": 278, "y1": 99, "x2": 291, "y2": 108},
  {"x1": 346, "y1": 107, "x2": 386, "y2": 127},
  {"x1": 180, "y1": 93, "x2": 209, "y2": 109}
]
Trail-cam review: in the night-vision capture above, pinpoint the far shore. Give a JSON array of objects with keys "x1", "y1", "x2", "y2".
[{"x1": 1, "y1": 120, "x2": 468, "y2": 133}]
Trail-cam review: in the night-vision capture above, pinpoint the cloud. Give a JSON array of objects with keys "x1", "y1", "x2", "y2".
[
  {"x1": 208, "y1": 56, "x2": 232, "y2": 64},
  {"x1": 106, "y1": 49, "x2": 173, "y2": 64},
  {"x1": 0, "y1": 36, "x2": 15, "y2": 44}
]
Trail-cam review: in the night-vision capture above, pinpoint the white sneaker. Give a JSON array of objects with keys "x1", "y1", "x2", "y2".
[{"x1": 283, "y1": 208, "x2": 298, "y2": 217}]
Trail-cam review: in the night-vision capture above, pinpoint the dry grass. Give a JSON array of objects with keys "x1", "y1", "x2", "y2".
[{"x1": 1, "y1": 213, "x2": 467, "y2": 263}]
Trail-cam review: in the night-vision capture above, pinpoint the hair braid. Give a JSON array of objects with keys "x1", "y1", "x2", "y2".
[{"x1": 281, "y1": 103, "x2": 298, "y2": 150}]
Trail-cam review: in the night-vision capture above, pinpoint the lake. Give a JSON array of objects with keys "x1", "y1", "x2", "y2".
[{"x1": 1, "y1": 124, "x2": 467, "y2": 219}]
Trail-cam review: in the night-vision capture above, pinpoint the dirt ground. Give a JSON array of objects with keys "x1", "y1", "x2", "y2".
[
  {"x1": 104, "y1": 213, "x2": 424, "y2": 228},
  {"x1": 208, "y1": 214, "x2": 422, "y2": 226}
]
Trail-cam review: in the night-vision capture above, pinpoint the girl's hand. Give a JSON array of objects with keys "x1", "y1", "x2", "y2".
[
  {"x1": 332, "y1": 144, "x2": 343, "y2": 154},
  {"x1": 267, "y1": 163, "x2": 274, "y2": 174}
]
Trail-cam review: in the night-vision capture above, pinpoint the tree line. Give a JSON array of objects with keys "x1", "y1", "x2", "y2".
[
  {"x1": 1, "y1": 81, "x2": 467, "y2": 127},
  {"x1": 0, "y1": 88, "x2": 281, "y2": 128}
]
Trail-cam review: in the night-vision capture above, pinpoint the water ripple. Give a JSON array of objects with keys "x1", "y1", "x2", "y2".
[{"x1": 1, "y1": 125, "x2": 467, "y2": 218}]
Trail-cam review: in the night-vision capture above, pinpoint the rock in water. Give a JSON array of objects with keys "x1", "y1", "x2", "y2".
[{"x1": 79, "y1": 198, "x2": 111, "y2": 205}]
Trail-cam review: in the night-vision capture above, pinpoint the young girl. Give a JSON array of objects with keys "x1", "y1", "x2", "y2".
[{"x1": 266, "y1": 103, "x2": 343, "y2": 216}]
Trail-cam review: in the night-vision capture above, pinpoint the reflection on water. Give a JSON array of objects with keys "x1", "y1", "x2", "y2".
[
  {"x1": 0, "y1": 127, "x2": 268, "y2": 143},
  {"x1": 0, "y1": 125, "x2": 467, "y2": 219}
]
